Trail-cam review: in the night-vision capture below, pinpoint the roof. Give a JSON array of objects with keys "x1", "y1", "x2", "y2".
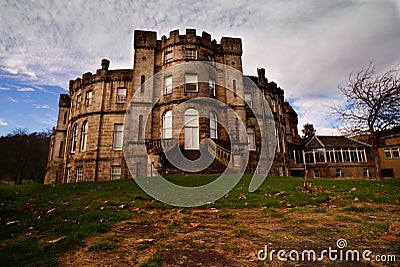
[{"x1": 304, "y1": 136, "x2": 371, "y2": 149}]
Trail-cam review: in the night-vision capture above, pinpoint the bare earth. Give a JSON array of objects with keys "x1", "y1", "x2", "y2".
[{"x1": 61, "y1": 204, "x2": 400, "y2": 266}]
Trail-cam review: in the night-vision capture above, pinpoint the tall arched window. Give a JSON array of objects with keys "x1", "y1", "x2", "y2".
[
  {"x1": 184, "y1": 108, "x2": 199, "y2": 149},
  {"x1": 80, "y1": 121, "x2": 88, "y2": 151},
  {"x1": 162, "y1": 110, "x2": 172, "y2": 139},
  {"x1": 71, "y1": 124, "x2": 78, "y2": 153},
  {"x1": 210, "y1": 112, "x2": 217, "y2": 139},
  {"x1": 138, "y1": 115, "x2": 143, "y2": 142}
]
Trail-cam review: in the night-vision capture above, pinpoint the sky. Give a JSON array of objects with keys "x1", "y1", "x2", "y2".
[{"x1": 1, "y1": 0, "x2": 400, "y2": 136}]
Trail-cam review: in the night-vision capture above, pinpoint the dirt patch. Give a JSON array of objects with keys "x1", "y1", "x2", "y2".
[{"x1": 61, "y1": 204, "x2": 400, "y2": 266}]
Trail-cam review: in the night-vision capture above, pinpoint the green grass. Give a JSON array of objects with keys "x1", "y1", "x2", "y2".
[{"x1": 0, "y1": 175, "x2": 399, "y2": 265}]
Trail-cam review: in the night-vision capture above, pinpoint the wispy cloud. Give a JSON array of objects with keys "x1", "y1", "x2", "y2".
[
  {"x1": 0, "y1": 118, "x2": 8, "y2": 126},
  {"x1": 0, "y1": 86, "x2": 10, "y2": 91},
  {"x1": 33, "y1": 104, "x2": 51, "y2": 109},
  {"x1": 17, "y1": 87, "x2": 35, "y2": 92},
  {"x1": 7, "y1": 96, "x2": 18, "y2": 103}
]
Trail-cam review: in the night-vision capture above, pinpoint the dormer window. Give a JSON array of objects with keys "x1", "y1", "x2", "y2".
[{"x1": 185, "y1": 49, "x2": 197, "y2": 60}]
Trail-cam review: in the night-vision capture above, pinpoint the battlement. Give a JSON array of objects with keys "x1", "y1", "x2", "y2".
[
  {"x1": 134, "y1": 29, "x2": 242, "y2": 55},
  {"x1": 68, "y1": 59, "x2": 133, "y2": 93},
  {"x1": 59, "y1": 94, "x2": 71, "y2": 108}
]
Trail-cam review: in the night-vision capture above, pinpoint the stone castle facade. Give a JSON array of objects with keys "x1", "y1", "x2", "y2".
[{"x1": 44, "y1": 29, "x2": 299, "y2": 184}]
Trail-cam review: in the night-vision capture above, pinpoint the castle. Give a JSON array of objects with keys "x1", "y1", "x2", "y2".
[{"x1": 44, "y1": 29, "x2": 300, "y2": 184}]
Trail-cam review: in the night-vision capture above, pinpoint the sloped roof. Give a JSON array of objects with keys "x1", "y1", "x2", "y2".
[{"x1": 305, "y1": 136, "x2": 371, "y2": 149}]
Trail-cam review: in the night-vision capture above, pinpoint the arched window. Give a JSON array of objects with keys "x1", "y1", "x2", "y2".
[
  {"x1": 80, "y1": 121, "x2": 88, "y2": 151},
  {"x1": 184, "y1": 108, "x2": 199, "y2": 149},
  {"x1": 162, "y1": 110, "x2": 172, "y2": 139},
  {"x1": 71, "y1": 124, "x2": 78, "y2": 153},
  {"x1": 210, "y1": 112, "x2": 217, "y2": 139},
  {"x1": 138, "y1": 115, "x2": 143, "y2": 142}
]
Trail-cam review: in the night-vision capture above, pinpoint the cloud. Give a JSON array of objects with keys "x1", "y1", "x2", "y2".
[
  {"x1": 7, "y1": 96, "x2": 18, "y2": 103},
  {"x1": 17, "y1": 87, "x2": 35, "y2": 92},
  {"x1": 0, "y1": 118, "x2": 8, "y2": 126},
  {"x1": 0, "y1": 0, "x2": 400, "y2": 134},
  {"x1": 33, "y1": 104, "x2": 51, "y2": 109},
  {"x1": 0, "y1": 86, "x2": 10, "y2": 91}
]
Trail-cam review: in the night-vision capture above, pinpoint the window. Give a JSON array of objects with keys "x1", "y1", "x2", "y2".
[
  {"x1": 76, "y1": 94, "x2": 81, "y2": 109},
  {"x1": 363, "y1": 168, "x2": 370, "y2": 178},
  {"x1": 162, "y1": 110, "x2": 172, "y2": 139},
  {"x1": 185, "y1": 74, "x2": 198, "y2": 92},
  {"x1": 315, "y1": 150, "x2": 325, "y2": 163},
  {"x1": 358, "y1": 150, "x2": 366, "y2": 162},
  {"x1": 392, "y1": 148, "x2": 399, "y2": 158},
  {"x1": 314, "y1": 169, "x2": 320, "y2": 178},
  {"x1": 138, "y1": 115, "x2": 144, "y2": 142},
  {"x1": 343, "y1": 150, "x2": 351, "y2": 162},
  {"x1": 117, "y1": 88, "x2": 127, "y2": 103},
  {"x1": 245, "y1": 93, "x2": 252, "y2": 108},
  {"x1": 140, "y1": 75, "x2": 145, "y2": 93},
  {"x1": 335, "y1": 151, "x2": 343, "y2": 162},
  {"x1": 326, "y1": 150, "x2": 335, "y2": 162},
  {"x1": 184, "y1": 108, "x2": 199, "y2": 149},
  {"x1": 232, "y1": 79, "x2": 236, "y2": 95},
  {"x1": 63, "y1": 112, "x2": 68, "y2": 124},
  {"x1": 111, "y1": 166, "x2": 122, "y2": 180},
  {"x1": 80, "y1": 121, "x2": 88, "y2": 151},
  {"x1": 336, "y1": 168, "x2": 342, "y2": 178},
  {"x1": 66, "y1": 167, "x2": 73, "y2": 183},
  {"x1": 304, "y1": 151, "x2": 314, "y2": 163},
  {"x1": 210, "y1": 112, "x2": 217, "y2": 139},
  {"x1": 209, "y1": 79, "x2": 216, "y2": 96},
  {"x1": 76, "y1": 167, "x2": 83, "y2": 182},
  {"x1": 164, "y1": 51, "x2": 172, "y2": 63},
  {"x1": 247, "y1": 127, "x2": 256, "y2": 151},
  {"x1": 185, "y1": 49, "x2": 197, "y2": 59},
  {"x1": 58, "y1": 141, "x2": 64, "y2": 158},
  {"x1": 164, "y1": 75, "x2": 172, "y2": 94},
  {"x1": 271, "y1": 100, "x2": 276, "y2": 112},
  {"x1": 85, "y1": 91, "x2": 92, "y2": 105},
  {"x1": 350, "y1": 150, "x2": 358, "y2": 162},
  {"x1": 113, "y1": 124, "x2": 124, "y2": 149},
  {"x1": 384, "y1": 148, "x2": 392, "y2": 158},
  {"x1": 71, "y1": 124, "x2": 78, "y2": 153}
]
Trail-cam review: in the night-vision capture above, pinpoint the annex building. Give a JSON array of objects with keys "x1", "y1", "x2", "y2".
[{"x1": 44, "y1": 29, "x2": 300, "y2": 184}]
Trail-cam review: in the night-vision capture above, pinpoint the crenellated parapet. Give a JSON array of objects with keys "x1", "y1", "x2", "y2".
[{"x1": 68, "y1": 60, "x2": 133, "y2": 96}]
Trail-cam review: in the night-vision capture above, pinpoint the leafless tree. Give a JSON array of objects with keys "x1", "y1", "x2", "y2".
[{"x1": 335, "y1": 62, "x2": 400, "y2": 179}]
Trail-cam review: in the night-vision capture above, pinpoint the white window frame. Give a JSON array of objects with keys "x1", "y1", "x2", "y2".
[
  {"x1": 71, "y1": 124, "x2": 78, "y2": 153},
  {"x1": 67, "y1": 167, "x2": 73, "y2": 183},
  {"x1": 210, "y1": 112, "x2": 217, "y2": 139},
  {"x1": 117, "y1": 88, "x2": 127, "y2": 103},
  {"x1": 76, "y1": 167, "x2": 83, "y2": 182},
  {"x1": 384, "y1": 148, "x2": 392, "y2": 158},
  {"x1": 185, "y1": 49, "x2": 197, "y2": 59},
  {"x1": 85, "y1": 91, "x2": 92, "y2": 105},
  {"x1": 80, "y1": 121, "x2": 88, "y2": 152},
  {"x1": 164, "y1": 75, "x2": 172, "y2": 95},
  {"x1": 164, "y1": 51, "x2": 173, "y2": 63},
  {"x1": 113, "y1": 124, "x2": 124, "y2": 149},
  {"x1": 209, "y1": 79, "x2": 216, "y2": 96},
  {"x1": 111, "y1": 166, "x2": 122, "y2": 180},
  {"x1": 392, "y1": 148, "x2": 399, "y2": 158},
  {"x1": 162, "y1": 110, "x2": 173, "y2": 139},
  {"x1": 184, "y1": 108, "x2": 199, "y2": 149},
  {"x1": 247, "y1": 127, "x2": 256, "y2": 151},
  {"x1": 245, "y1": 93, "x2": 253, "y2": 108},
  {"x1": 76, "y1": 94, "x2": 81, "y2": 109},
  {"x1": 185, "y1": 73, "x2": 198, "y2": 92}
]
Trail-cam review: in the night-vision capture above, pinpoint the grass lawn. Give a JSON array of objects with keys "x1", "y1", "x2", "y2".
[{"x1": 0, "y1": 175, "x2": 399, "y2": 266}]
